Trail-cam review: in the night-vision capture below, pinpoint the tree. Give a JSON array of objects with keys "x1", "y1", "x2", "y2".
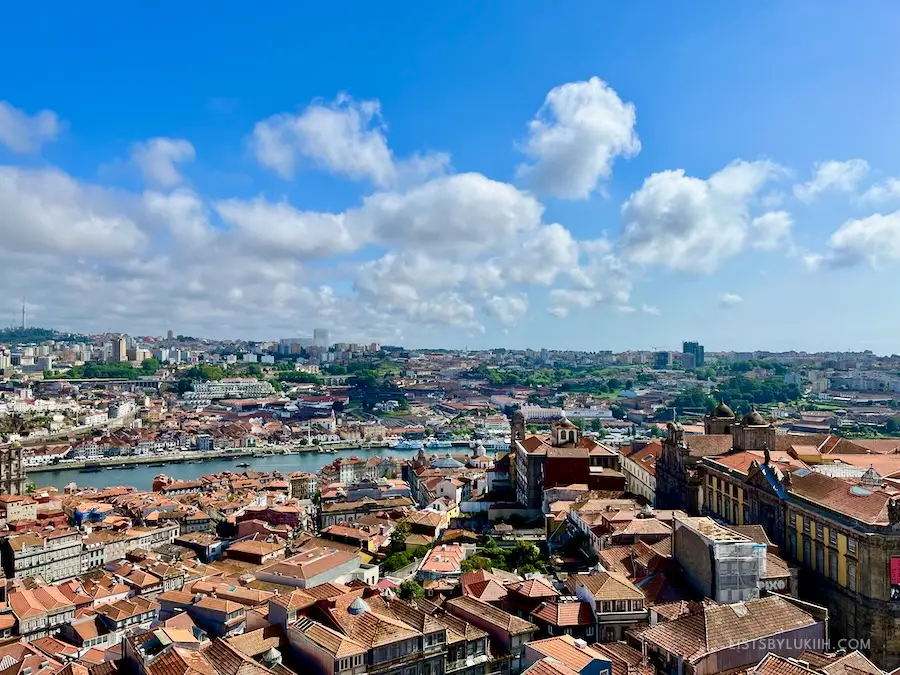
[
  {"x1": 886, "y1": 417, "x2": 900, "y2": 434},
  {"x1": 505, "y1": 541, "x2": 543, "y2": 572},
  {"x1": 398, "y1": 580, "x2": 424, "y2": 601},
  {"x1": 461, "y1": 555, "x2": 494, "y2": 573},
  {"x1": 590, "y1": 418, "x2": 602, "y2": 432},
  {"x1": 141, "y1": 358, "x2": 161, "y2": 375},
  {"x1": 25, "y1": 483, "x2": 36, "y2": 494},
  {"x1": 391, "y1": 522, "x2": 411, "y2": 553},
  {"x1": 611, "y1": 405, "x2": 627, "y2": 420}
]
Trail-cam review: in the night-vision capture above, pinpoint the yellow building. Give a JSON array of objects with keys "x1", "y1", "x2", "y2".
[{"x1": 698, "y1": 451, "x2": 900, "y2": 669}]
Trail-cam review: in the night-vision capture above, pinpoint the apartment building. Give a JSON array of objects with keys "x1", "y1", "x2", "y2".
[
  {"x1": 289, "y1": 472, "x2": 319, "y2": 500},
  {"x1": 619, "y1": 440, "x2": 661, "y2": 505},
  {"x1": 285, "y1": 591, "x2": 495, "y2": 675},
  {"x1": 635, "y1": 595, "x2": 823, "y2": 675},
  {"x1": 446, "y1": 596, "x2": 537, "y2": 675},
  {"x1": 2, "y1": 529, "x2": 83, "y2": 582},
  {"x1": 8, "y1": 586, "x2": 76, "y2": 642},
  {"x1": 564, "y1": 572, "x2": 647, "y2": 642},
  {"x1": 255, "y1": 547, "x2": 377, "y2": 589}
]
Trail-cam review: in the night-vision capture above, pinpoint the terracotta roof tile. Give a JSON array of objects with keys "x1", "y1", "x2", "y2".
[{"x1": 531, "y1": 601, "x2": 594, "y2": 627}]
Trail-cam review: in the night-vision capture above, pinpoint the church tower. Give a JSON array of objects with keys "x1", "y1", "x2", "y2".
[
  {"x1": 704, "y1": 402, "x2": 737, "y2": 435},
  {"x1": 510, "y1": 410, "x2": 525, "y2": 452}
]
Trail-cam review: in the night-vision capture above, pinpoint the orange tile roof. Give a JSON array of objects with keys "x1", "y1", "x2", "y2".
[
  {"x1": 507, "y1": 577, "x2": 558, "y2": 599},
  {"x1": 531, "y1": 601, "x2": 594, "y2": 627}
]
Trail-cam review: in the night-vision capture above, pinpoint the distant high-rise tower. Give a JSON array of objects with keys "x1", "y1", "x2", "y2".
[
  {"x1": 683, "y1": 341, "x2": 705, "y2": 369},
  {"x1": 114, "y1": 336, "x2": 128, "y2": 362},
  {"x1": 167, "y1": 329, "x2": 174, "y2": 341},
  {"x1": 313, "y1": 328, "x2": 330, "y2": 348},
  {"x1": 21, "y1": 304, "x2": 26, "y2": 330}
]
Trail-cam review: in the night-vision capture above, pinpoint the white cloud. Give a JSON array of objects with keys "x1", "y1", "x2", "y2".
[
  {"x1": 354, "y1": 172, "x2": 543, "y2": 257},
  {"x1": 620, "y1": 160, "x2": 783, "y2": 273},
  {"x1": 485, "y1": 294, "x2": 529, "y2": 325},
  {"x1": 0, "y1": 101, "x2": 62, "y2": 153},
  {"x1": 793, "y1": 159, "x2": 869, "y2": 203},
  {"x1": 250, "y1": 93, "x2": 448, "y2": 187},
  {"x1": 215, "y1": 197, "x2": 357, "y2": 259},
  {"x1": 517, "y1": 76, "x2": 640, "y2": 199},
  {"x1": 750, "y1": 211, "x2": 793, "y2": 250},
  {"x1": 131, "y1": 137, "x2": 196, "y2": 187},
  {"x1": 860, "y1": 177, "x2": 900, "y2": 204},
  {"x1": 719, "y1": 292, "x2": 744, "y2": 308},
  {"x1": 641, "y1": 304, "x2": 661, "y2": 316},
  {"x1": 817, "y1": 210, "x2": 900, "y2": 268},
  {"x1": 142, "y1": 189, "x2": 213, "y2": 246},
  {"x1": 547, "y1": 238, "x2": 633, "y2": 316},
  {"x1": 0, "y1": 166, "x2": 145, "y2": 256}
]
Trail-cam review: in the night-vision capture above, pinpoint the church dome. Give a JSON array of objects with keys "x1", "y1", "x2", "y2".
[
  {"x1": 711, "y1": 402, "x2": 735, "y2": 419},
  {"x1": 741, "y1": 408, "x2": 767, "y2": 426}
]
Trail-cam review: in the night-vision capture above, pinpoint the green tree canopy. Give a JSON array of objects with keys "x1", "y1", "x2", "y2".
[{"x1": 398, "y1": 580, "x2": 424, "y2": 600}]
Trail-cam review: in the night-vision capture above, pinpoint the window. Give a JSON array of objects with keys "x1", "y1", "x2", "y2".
[
  {"x1": 803, "y1": 536, "x2": 811, "y2": 565},
  {"x1": 716, "y1": 495, "x2": 722, "y2": 514},
  {"x1": 788, "y1": 530, "x2": 797, "y2": 559},
  {"x1": 815, "y1": 543, "x2": 825, "y2": 574},
  {"x1": 848, "y1": 538, "x2": 858, "y2": 555},
  {"x1": 743, "y1": 505, "x2": 751, "y2": 525},
  {"x1": 803, "y1": 518, "x2": 811, "y2": 534},
  {"x1": 847, "y1": 560, "x2": 857, "y2": 591},
  {"x1": 829, "y1": 529, "x2": 837, "y2": 546},
  {"x1": 586, "y1": 626, "x2": 594, "y2": 636},
  {"x1": 724, "y1": 499, "x2": 731, "y2": 521},
  {"x1": 829, "y1": 550, "x2": 838, "y2": 582},
  {"x1": 616, "y1": 600, "x2": 627, "y2": 612},
  {"x1": 816, "y1": 523, "x2": 824, "y2": 540},
  {"x1": 547, "y1": 626, "x2": 554, "y2": 635}
]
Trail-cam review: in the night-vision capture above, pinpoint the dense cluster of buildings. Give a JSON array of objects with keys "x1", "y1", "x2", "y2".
[{"x1": 7, "y1": 330, "x2": 900, "y2": 671}]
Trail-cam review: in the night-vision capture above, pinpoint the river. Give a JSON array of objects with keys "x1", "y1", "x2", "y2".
[{"x1": 29, "y1": 447, "x2": 424, "y2": 491}]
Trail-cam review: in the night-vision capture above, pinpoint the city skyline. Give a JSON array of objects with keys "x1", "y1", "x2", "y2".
[{"x1": 3, "y1": 4, "x2": 900, "y2": 351}]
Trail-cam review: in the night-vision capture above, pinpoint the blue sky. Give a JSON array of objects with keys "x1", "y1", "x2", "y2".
[{"x1": 3, "y1": 2, "x2": 900, "y2": 352}]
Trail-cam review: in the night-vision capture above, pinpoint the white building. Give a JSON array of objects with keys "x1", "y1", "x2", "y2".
[{"x1": 186, "y1": 379, "x2": 275, "y2": 400}]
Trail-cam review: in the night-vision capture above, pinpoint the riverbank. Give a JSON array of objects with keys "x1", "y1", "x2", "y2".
[
  {"x1": 27, "y1": 446, "x2": 423, "y2": 491},
  {"x1": 24, "y1": 439, "x2": 418, "y2": 473}
]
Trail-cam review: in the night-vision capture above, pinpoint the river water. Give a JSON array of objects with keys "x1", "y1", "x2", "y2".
[{"x1": 29, "y1": 447, "x2": 424, "y2": 491}]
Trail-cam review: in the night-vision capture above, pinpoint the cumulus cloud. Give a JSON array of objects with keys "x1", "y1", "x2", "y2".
[
  {"x1": 620, "y1": 160, "x2": 784, "y2": 273},
  {"x1": 0, "y1": 101, "x2": 62, "y2": 153},
  {"x1": 750, "y1": 211, "x2": 793, "y2": 250},
  {"x1": 251, "y1": 93, "x2": 448, "y2": 187},
  {"x1": 216, "y1": 197, "x2": 356, "y2": 259},
  {"x1": 0, "y1": 166, "x2": 145, "y2": 256},
  {"x1": 131, "y1": 137, "x2": 196, "y2": 187},
  {"x1": 485, "y1": 294, "x2": 529, "y2": 325},
  {"x1": 860, "y1": 177, "x2": 900, "y2": 205},
  {"x1": 517, "y1": 76, "x2": 640, "y2": 199},
  {"x1": 815, "y1": 210, "x2": 900, "y2": 268},
  {"x1": 793, "y1": 159, "x2": 869, "y2": 203},
  {"x1": 354, "y1": 172, "x2": 543, "y2": 257},
  {"x1": 547, "y1": 238, "x2": 632, "y2": 316},
  {"x1": 719, "y1": 293, "x2": 744, "y2": 308}
]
